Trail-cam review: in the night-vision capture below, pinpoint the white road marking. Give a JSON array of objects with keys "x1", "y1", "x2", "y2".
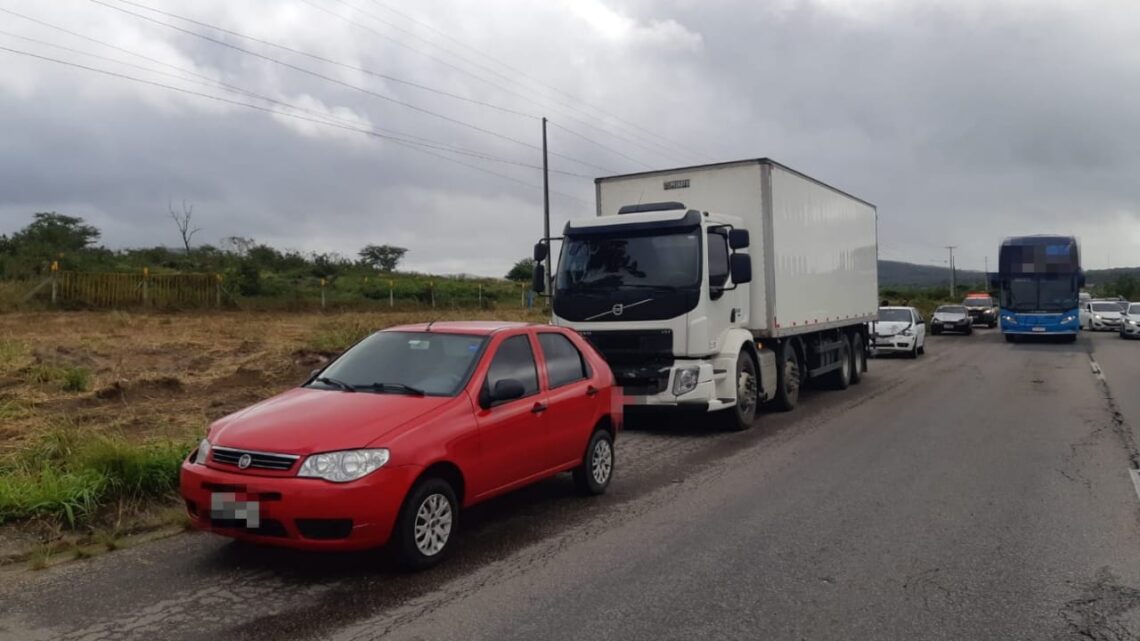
[{"x1": 1129, "y1": 469, "x2": 1140, "y2": 504}]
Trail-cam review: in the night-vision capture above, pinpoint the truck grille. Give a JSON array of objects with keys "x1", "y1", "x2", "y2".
[
  {"x1": 578, "y1": 329, "x2": 673, "y2": 393},
  {"x1": 211, "y1": 446, "x2": 298, "y2": 471}
]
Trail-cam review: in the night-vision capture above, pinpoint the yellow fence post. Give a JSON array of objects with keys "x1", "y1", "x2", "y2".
[
  {"x1": 215, "y1": 274, "x2": 223, "y2": 309},
  {"x1": 389, "y1": 280, "x2": 394, "y2": 308},
  {"x1": 320, "y1": 278, "x2": 327, "y2": 309},
  {"x1": 142, "y1": 267, "x2": 149, "y2": 307},
  {"x1": 50, "y1": 261, "x2": 59, "y2": 304}
]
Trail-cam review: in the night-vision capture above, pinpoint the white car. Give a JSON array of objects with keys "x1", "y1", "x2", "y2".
[
  {"x1": 872, "y1": 306, "x2": 926, "y2": 358},
  {"x1": 1121, "y1": 302, "x2": 1140, "y2": 339},
  {"x1": 931, "y1": 305, "x2": 973, "y2": 335},
  {"x1": 1080, "y1": 300, "x2": 1124, "y2": 331}
]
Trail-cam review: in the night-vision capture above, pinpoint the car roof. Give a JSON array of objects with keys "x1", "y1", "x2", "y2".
[
  {"x1": 879, "y1": 306, "x2": 915, "y2": 311},
  {"x1": 385, "y1": 321, "x2": 538, "y2": 336}
]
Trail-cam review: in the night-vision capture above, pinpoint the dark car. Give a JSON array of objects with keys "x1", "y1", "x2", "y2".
[{"x1": 962, "y1": 295, "x2": 998, "y2": 328}]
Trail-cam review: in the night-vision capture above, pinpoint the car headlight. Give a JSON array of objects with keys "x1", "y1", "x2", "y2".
[
  {"x1": 192, "y1": 438, "x2": 211, "y2": 465},
  {"x1": 673, "y1": 366, "x2": 700, "y2": 395},
  {"x1": 1095, "y1": 315, "x2": 1102, "y2": 320},
  {"x1": 1128, "y1": 319, "x2": 1138, "y2": 326},
  {"x1": 900, "y1": 328, "x2": 913, "y2": 336},
  {"x1": 299, "y1": 449, "x2": 390, "y2": 483}
]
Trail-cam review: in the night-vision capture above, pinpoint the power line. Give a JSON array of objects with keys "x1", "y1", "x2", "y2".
[
  {"x1": 0, "y1": 30, "x2": 591, "y2": 178},
  {"x1": 301, "y1": 0, "x2": 690, "y2": 168},
  {"x1": 0, "y1": 44, "x2": 592, "y2": 204},
  {"x1": 359, "y1": 0, "x2": 714, "y2": 162},
  {"x1": 107, "y1": 0, "x2": 540, "y2": 121},
  {"x1": 86, "y1": 0, "x2": 618, "y2": 175},
  {"x1": 548, "y1": 121, "x2": 655, "y2": 170}
]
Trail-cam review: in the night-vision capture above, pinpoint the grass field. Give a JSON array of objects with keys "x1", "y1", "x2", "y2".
[{"x1": 0, "y1": 309, "x2": 546, "y2": 561}]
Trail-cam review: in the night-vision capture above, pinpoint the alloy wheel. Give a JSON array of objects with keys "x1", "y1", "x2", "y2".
[{"x1": 413, "y1": 493, "x2": 453, "y2": 557}]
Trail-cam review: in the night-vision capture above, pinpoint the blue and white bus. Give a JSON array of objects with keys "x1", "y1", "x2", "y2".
[{"x1": 995, "y1": 235, "x2": 1084, "y2": 342}]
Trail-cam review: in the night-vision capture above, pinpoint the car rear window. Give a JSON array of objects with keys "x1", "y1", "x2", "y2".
[{"x1": 538, "y1": 333, "x2": 588, "y2": 388}]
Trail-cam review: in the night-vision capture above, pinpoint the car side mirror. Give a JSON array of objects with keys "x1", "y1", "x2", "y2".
[
  {"x1": 533, "y1": 242, "x2": 548, "y2": 262},
  {"x1": 730, "y1": 254, "x2": 752, "y2": 284},
  {"x1": 532, "y1": 263, "x2": 546, "y2": 294},
  {"x1": 491, "y1": 379, "x2": 525, "y2": 404},
  {"x1": 729, "y1": 229, "x2": 750, "y2": 250}
]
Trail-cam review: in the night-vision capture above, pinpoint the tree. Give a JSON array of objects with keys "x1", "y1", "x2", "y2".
[
  {"x1": 358, "y1": 244, "x2": 408, "y2": 272},
  {"x1": 3, "y1": 212, "x2": 102, "y2": 275},
  {"x1": 221, "y1": 236, "x2": 255, "y2": 257},
  {"x1": 168, "y1": 199, "x2": 200, "y2": 253},
  {"x1": 506, "y1": 257, "x2": 536, "y2": 282}
]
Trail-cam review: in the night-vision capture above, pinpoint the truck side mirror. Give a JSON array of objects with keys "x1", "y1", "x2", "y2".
[
  {"x1": 532, "y1": 263, "x2": 546, "y2": 294},
  {"x1": 533, "y1": 242, "x2": 548, "y2": 262},
  {"x1": 729, "y1": 229, "x2": 750, "y2": 250},
  {"x1": 730, "y1": 254, "x2": 752, "y2": 285}
]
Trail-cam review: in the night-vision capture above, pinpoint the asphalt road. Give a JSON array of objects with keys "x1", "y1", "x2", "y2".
[{"x1": 3, "y1": 328, "x2": 1140, "y2": 640}]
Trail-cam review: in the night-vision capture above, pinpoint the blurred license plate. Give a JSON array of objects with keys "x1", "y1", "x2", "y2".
[
  {"x1": 211, "y1": 492, "x2": 260, "y2": 528},
  {"x1": 1032, "y1": 327, "x2": 1046, "y2": 332}
]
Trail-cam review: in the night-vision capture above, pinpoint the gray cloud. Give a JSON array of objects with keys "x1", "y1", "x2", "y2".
[{"x1": 2, "y1": 0, "x2": 1139, "y2": 276}]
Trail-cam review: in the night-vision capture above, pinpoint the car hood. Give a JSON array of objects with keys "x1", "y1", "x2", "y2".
[
  {"x1": 933, "y1": 313, "x2": 968, "y2": 322},
  {"x1": 208, "y1": 387, "x2": 454, "y2": 454},
  {"x1": 1092, "y1": 311, "x2": 1122, "y2": 319},
  {"x1": 874, "y1": 321, "x2": 912, "y2": 336}
]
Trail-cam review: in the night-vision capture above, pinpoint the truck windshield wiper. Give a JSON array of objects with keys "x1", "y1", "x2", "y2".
[
  {"x1": 313, "y1": 376, "x2": 356, "y2": 392},
  {"x1": 357, "y1": 382, "x2": 426, "y2": 396}
]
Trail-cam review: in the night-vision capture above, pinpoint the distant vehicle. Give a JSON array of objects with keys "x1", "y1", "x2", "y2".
[
  {"x1": 1121, "y1": 303, "x2": 1140, "y2": 339},
  {"x1": 181, "y1": 322, "x2": 621, "y2": 569},
  {"x1": 1081, "y1": 300, "x2": 1125, "y2": 331},
  {"x1": 872, "y1": 306, "x2": 926, "y2": 358},
  {"x1": 995, "y1": 236, "x2": 1083, "y2": 342},
  {"x1": 534, "y1": 158, "x2": 878, "y2": 431},
  {"x1": 931, "y1": 305, "x2": 973, "y2": 335},
  {"x1": 961, "y1": 293, "x2": 998, "y2": 328}
]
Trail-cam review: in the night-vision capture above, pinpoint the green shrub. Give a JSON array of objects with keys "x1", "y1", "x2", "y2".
[{"x1": 61, "y1": 367, "x2": 91, "y2": 392}]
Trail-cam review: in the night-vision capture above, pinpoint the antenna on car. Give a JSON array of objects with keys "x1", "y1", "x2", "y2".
[{"x1": 425, "y1": 320, "x2": 437, "y2": 332}]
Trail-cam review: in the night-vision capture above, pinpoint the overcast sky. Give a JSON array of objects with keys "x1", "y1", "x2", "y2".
[{"x1": 2, "y1": 0, "x2": 1139, "y2": 275}]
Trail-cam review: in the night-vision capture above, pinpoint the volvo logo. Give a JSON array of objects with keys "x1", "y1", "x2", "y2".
[
  {"x1": 237, "y1": 454, "x2": 252, "y2": 469},
  {"x1": 585, "y1": 298, "x2": 654, "y2": 321},
  {"x1": 612, "y1": 304, "x2": 624, "y2": 317}
]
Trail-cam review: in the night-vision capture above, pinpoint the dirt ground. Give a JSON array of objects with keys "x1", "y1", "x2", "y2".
[{"x1": 0, "y1": 309, "x2": 544, "y2": 452}]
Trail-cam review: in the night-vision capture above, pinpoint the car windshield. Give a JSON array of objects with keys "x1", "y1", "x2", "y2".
[
  {"x1": 557, "y1": 230, "x2": 701, "y2": 293},
  {"x1": 308, "y1": 331, "x2": 486, "y2": 396},
  {"x1": 1130, "y1": 304, "x2": 1140, "y2": 315},
  {"x1": 936, "y1": 306, "x2": 966, "y2": 314},
  {"x1": 878, "y1": 308, "x2": 912, "y2": 322},
  {"x1": 963, "y1": 297, "x2": 992, "y2": 307},
  {"x1": 1091, "y1": 302, "x2": 1120, "y2": 312}
]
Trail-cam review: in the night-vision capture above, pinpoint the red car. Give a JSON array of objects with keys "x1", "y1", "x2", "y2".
[{"x1": 180, "y1": 321, "x2": 621, "y2": 568}]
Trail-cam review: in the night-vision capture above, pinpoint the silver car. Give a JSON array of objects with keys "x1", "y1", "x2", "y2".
[
  {"x1": 931, "y1": 305, "x2": 973, "y2": 335},
  {"x1": 1121, "y1": 302, "x2": 1140, "y2": 339}
]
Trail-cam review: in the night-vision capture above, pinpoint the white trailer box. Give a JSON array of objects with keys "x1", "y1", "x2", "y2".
[{"x1": 595, "y1": 159, "x2": 878, "y2": 337}]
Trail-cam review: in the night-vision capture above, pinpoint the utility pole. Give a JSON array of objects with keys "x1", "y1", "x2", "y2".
[
  {"x1": 541, "y1": 117, "x2": 552, "y2": 295},
  {"x1": 946, "y1": 246, "x2": 957, "y2": 299}
]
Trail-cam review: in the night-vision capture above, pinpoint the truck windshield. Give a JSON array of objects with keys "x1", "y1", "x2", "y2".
[{"x1": 557, "y1": 230, "x2": 701, "y2": 292}]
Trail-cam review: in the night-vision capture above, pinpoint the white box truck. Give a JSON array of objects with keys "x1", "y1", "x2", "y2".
[{"x1": 533, "y1": 158, "x2": 878, "y2": 430}]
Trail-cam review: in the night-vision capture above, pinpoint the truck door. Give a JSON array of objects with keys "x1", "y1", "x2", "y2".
[{"x1": 705, "y1": 228, "x2": 745, "y2": 337}]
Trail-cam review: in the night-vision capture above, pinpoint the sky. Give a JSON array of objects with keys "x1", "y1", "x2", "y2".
[{"x1": 2, "y1": 0, "x2": 1140, "y2": 276}]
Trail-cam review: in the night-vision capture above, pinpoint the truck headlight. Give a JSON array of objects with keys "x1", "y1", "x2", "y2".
[
  {"x1": 193, "y1": 438, "x2": 211, "y2": 465},
  {"x1": 299, "y1": 449, "x2": 390, "y2": 483},
  {"x1": 673, "y1": 367, "x2": 700, "y2": 396}
]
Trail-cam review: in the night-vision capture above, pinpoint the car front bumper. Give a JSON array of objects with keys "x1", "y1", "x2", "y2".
[
  {"x1": 871, "y1": 334, "x2": 916, "y2": 354},
  {"x1": 1089, "y1": 319, "x2": 1122, "y2": 331},
  {"x1": 933, "y1": 321, "x2": 972, "y2": 333},
  {"x1": 180, "y1": 459, "x2": 421, "y2": 551},
  {"x1": 1122, "y1": 322, "x2": 1140, "y2": 336}
]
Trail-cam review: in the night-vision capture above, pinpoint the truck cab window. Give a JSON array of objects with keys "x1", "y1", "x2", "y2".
[{"x1": 708, "y1": 230, "x2": 730, "y2": 294}]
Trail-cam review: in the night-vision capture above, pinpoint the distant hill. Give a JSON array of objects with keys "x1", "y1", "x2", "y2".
[{"x1": 878, "y1": 260, "x2": 1140, "y2": 288}]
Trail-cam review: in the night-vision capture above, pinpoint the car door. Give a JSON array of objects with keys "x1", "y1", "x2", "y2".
[
  {"x1": 536, "y1": 331, "x2": 599, "y2": 470},
  {"x1": 470, "y1": 333, "x2": 551, "y2": 500},
  {"x1": 912, "y1": 308, "x2": 926, "y2": 347}
]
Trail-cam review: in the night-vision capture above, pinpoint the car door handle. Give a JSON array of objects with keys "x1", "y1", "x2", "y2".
[
  {"x1": 586, "y1": 385, "x2": 598, "y2": 397},
  {"x1": 531, "y1": 402, "x2": 547, "y2": 414}
]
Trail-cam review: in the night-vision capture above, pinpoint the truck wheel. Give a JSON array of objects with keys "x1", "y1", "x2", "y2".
[
  {"x1": 771, "y1": 344, "x2": 801, "y2": 412},
  {"x1": 721, "y1": 351, "x2": 758, "y2": 431},
  {"x1": 850, "y1": 334, "x2": 865, "y2": 385},
  {"x1": 828, "y1": 336, "x2": 851, "y2": 390}
]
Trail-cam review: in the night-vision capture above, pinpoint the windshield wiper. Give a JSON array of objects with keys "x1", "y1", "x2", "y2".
[
  {"x1": 357, "y1": 382, "x2": 426, "y2": 396},
  {"x1": 313, "y1": 376, "x2": 356, "y2": 392}
]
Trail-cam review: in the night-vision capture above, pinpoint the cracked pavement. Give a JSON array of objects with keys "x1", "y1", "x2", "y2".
[{"x1": 2, "y1": 330, "x2": 1140, "y2": 640}]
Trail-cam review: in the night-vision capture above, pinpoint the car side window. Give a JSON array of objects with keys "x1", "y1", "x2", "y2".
[
  {"x1": 538, "y1": 333, "x2": 588, "y2": 388},
  {"x1": 485, "y1": 335, "x2": 539, "y2": 398},
  {"x1": 913, "y1": 310, "x2": 923, "y2": 324}
]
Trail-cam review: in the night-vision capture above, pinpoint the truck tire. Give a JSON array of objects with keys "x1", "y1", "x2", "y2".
[
  {"x1": 827, "y1": 336, "x2": 852, "y2": 390},
  {"x1": 850, "y1": 333, "x2": 865, "y2": 385},
  {"x1": 771, "y1": 343, "x2": 801, "y2": 412},
  {"x1": 721, "y1": 351, "x2": 758, "y2": 431}
]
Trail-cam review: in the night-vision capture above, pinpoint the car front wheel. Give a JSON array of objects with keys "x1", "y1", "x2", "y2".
[
  {"x1": 394, "y1": 477, "x2": 458, "y2": 570},
  {"x1": 574, "y1": 429, "x2": 614, "y2": 495}
]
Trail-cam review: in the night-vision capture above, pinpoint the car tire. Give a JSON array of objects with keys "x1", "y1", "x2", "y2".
[
  {"x1": 720, "y1": 351, "x2": 758, "y2": 431},
  {"x1": 850, "y1": 333, "x2": 865, "y2": 385},
  {"x1": 770, "y1": 343, "x2": 801, "y2": 412},
  {"x1": 989, "y1": 321, "x2": 997, "y2": 329},
  {"x1": 909, "y1": 341, "x2": 919, "y2": 359},
  {"x1": 573, "y1": 429, "x2": 614, "y2": 495},
  {"x1": 917, "y1": 342, "x2": 925, "y2": 355},
  {"x1": 827, "y1": 335, "x2": 852, "y2": 391},
  {"x1": 932, "y1": 327, "x2": 941, "y2": 336},
  {"x1": 393, "y1": 477, "x2": 458, "y2": 571},
  {"x1": 966, "y1": 327, "x2": 973, "y2": 336}
]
